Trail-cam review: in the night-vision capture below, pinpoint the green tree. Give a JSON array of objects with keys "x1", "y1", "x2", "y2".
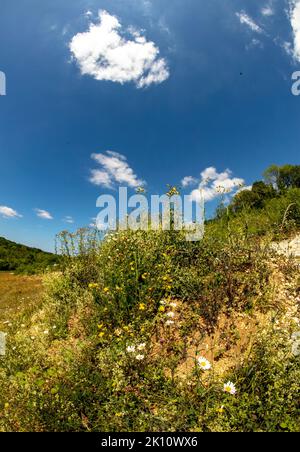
[
  {"x1": 264, "y1": 164, "x2": 300, "y2": 191},
  {"x1": 230, "y1": 181, "x2": 276, "y2": 213}
]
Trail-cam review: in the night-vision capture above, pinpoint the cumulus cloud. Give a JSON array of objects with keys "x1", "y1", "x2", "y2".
[
  {"x1": 288, "y1": 0, "x2": 300, "y2": 62},
  {"x1": 186, "y1": 167, "x2": 245, "y2": 202},
  {"x1": 35, "y1": 209, "x2": 53, "y2": 220},
  {"x1": 236, "y1": 11, "x2": 263, "y2": 33},
  {"x1": 90, "y1": 151, "x2": 144, "y2": 189},
  {"x1": 69, "y1": 10, "x2": 169, "y2": 88},
  {"x1": 181, "y1": 176, "x2": 198, "y2": 188},
  {"x1": 236, "y1": 185, "x2": 253, "y2": 194},
  {"x1": 0, "y1": 206, "x2": 22, "y2": 219}
]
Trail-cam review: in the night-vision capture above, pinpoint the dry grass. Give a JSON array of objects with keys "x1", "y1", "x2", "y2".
[{"x1": 0, "y1": 272, "x2": 43, "y2": 329}]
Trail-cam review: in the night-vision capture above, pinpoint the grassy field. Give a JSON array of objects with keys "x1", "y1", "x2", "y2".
[{"x1": 0, "y1": 272, "x2": 43, "y2": 329}]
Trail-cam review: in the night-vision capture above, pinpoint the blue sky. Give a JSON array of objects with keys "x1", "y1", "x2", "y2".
[{"x1": 0, "y1": 0, "x2": 300, "y2": 251}]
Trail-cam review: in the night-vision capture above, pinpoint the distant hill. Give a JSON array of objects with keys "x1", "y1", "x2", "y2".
[{"x1": 0, "y1": 237, "x2": 60, "y2": 274}]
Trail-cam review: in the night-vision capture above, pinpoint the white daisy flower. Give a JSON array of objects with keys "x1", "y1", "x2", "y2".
[
  {"x1": 197, "y1": 356, "x2": 211, "y2": 371},
  {"x1": 166, "y1": 320, "x2": 175, "y2": 326},
  {"x1": 223, "y1": 381, "x2": 237, "y2": 395},
  {"x1": 43, "y1": 330, "x2": 49, "y2": 335},
  {"x1": 170, "y1": 302, "x2": 177, "y2": 308},
  {"x1": 166, "y1": 312, "x2": 175, "y2": 318},
  {"x1": 135, "y1": 354, "x2": 145, "y2": 361},
  {"x1": 160, "y1": 300, "x2": 167, "y2": 305},
  {"x1": 126, "y1": 346, "x2": 136, "y2": 353},
  {"x1": 137, "y1": 343, "x2": 146, "y2": 351}
]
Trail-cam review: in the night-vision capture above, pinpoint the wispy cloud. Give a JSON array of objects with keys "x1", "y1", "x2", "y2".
[
  {"x1": 69, "y1": 10, "x2": 170, "y2": 88},
  {"x1": 35, "y1": 209, "x2": 53, "y2": 220},
  {"x1": 288, "y1": 0, "x2": 300, "y2": 62},
  {"x1": 236, "y1": 11, "x2": 263, "y2": 34},
  {"x1": 236, "y1": 3, "x2": 300, "y2": 62},
  {"x1": 0, "y1": 206, "x2": 22, "y2": 219},
  {"x1": 84, "y1": 10, "x2": 93, "y2": 18},
  {"x1": 63, "y1": 216, "x2": 74, "y2": 224},
  {"x1": 261, "y1": 4, "x2": 274, "y2": 17},
  {"x1": 90, "y1": 151, "x2": 144, "y2": 189},
  {"x1": 183, "y1": 167, "x2": 245, "y2": 203}
]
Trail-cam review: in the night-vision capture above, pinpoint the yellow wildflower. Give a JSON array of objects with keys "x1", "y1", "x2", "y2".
[
  {"x1": 89, "y1": 283, "x2": 99, "y2": 289},
  {"x1": 103, "y1": 287, "x2": 110, "y2": 293},
  {"x1": 159, "y1": 306, "x2": 165, "y2": 312},
  {"x1": 139, "y1": 303, "x2": 146, "y2": 311}
]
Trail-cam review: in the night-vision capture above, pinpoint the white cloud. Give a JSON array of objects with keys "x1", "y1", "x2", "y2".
[
  {"x1": 90, "y1": 169, "x2": 113, "y2": 188},
  {"x1": 69, "y1": 10, "x2": 169, "y2": 88},
  {"x1": 288, "y1": 0, "x2": 300, "y2": 62},
  {"x1": 63, "y1": 216, "x2": 74, "y2": 224},
  {"x1": 188, "y1": 167, "x2": 245, "y2": 202},
  {"x1": 281, "y1": 39, "x2": 294, "y2": 57},
  {"x1": 236, "y1": 11, "x2": 263, "y2": 33},
  {"x1": 35, "y1": 209, "x2": 53, "y2": 220},
  {"x1": 181, "y1": 176, "x2": 198, "y2": 188},
  {"x1": 261, "y1": 5, "x2": 274, "y2": 17},
  {"x1": 90, "y1": 151, "x2": 144, "y2": 188},
  {"x1": 236, "y1": 185, "x2": 253, "y2": 194},
  {"x1": 200, "y1": 167, "x2": 219, "y2": 182},
  {"x1": 0, "y1": 206, "x2": 22, "y2": 219}
]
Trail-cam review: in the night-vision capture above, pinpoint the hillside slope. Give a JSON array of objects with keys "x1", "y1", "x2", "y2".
[
  {"x1": 0, "y1": 225, "x2": 299, "y2": 432},
  {"x1": 0, "y1": 237, "x2": 59, "y2": 273}
]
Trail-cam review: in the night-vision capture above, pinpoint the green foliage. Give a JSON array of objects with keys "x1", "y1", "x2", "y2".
[
  {"x1": 0, "y1": 220, "x2": 299, "y2": 432},
  {"x1": 0, "y1": 165, "x2": 299, "y2": 432},
  {"x1": 217, "y1": 330, "x2": 300, "y2": 432},
  {"x1": 230, "y1": 181, "x2": 277, "y2": 213},
  {"x1": 264, "y1": 164, "x2": 300, "y2": 191},
  {"x1": 223, "y1": 166, "x2": 300, "y2": 237},
  {"x1": 0, "y1": 237, "x2": 60, "y2": 274}
]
